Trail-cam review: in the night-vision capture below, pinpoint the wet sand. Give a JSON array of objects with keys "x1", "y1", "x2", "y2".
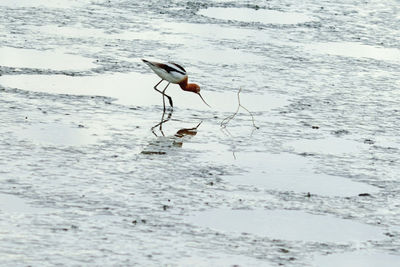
[{"x1": 1, "y1": 0, "x2": 400, "y2": 266}]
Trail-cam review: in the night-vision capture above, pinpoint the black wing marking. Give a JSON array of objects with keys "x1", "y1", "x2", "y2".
[
  {"x1": 143, "y1": 59, "x2": 187, "y2": 75},
  {"x1": 168, "y1": 62, "x2": 186, "y2": 74},
  {"x1": 155, "y1": 63, "x2": 186, "y2": 75}
]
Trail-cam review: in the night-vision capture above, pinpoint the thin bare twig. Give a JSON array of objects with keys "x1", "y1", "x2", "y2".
[{"x1": 220, "y1": 88, "x2": 259, "y2": 129}]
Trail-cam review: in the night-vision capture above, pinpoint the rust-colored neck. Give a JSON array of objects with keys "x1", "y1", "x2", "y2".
[
  {"x1": 179, "y1": 77, "x2": 200, "y2": 93},
  {"x1": 179, "y1": 77, "x2": 189, "y2": 91}
]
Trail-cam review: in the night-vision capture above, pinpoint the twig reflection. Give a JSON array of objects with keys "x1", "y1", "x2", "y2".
[{"x1": 220, "y1": 127, "x2": 237, "y2": 160}]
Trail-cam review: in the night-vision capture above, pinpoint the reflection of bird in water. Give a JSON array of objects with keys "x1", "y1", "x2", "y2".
[
  {"x1": 141, "y1": 111, "x2": 202, "y2": 154},
  {"x1": 174, "y1": 122, "x2": 202, "y2": 138},
  {"x1": 142, "y1": 59, "x2": 210, "y2": 111},
  {"x1": 151, "y1": 110, "x2": 172, "y2": 137},
  {"x1": 169, "y1": 122, "x2": 202, "y2": 148}
]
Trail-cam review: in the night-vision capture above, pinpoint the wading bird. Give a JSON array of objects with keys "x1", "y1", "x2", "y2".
[{"x1": 142, "y1": 59, "x2": 210, "y2": 111}]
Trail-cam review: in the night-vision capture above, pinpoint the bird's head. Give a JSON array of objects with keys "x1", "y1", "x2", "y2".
[
  {"x1": 182, "y1": 82, "x2": 210, "y2": 108},
  {"x1": 186, "y1": 83, "x2": 200, "y2": 94}
]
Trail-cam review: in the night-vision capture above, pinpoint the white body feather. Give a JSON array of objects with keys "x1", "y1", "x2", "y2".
[{"x1": 144, "y1": 60, "x2": 187, "y2": 84}]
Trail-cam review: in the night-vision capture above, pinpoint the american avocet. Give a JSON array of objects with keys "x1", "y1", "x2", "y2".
[{"x1": 142, "y1": 59, "x2": 210, "y2": 111}]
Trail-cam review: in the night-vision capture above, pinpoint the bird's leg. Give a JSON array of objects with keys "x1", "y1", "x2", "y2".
[
  {"x1": 153, "y1": 79, "x2": 166, "y2": 111},
  {"x1": 153, "y1": 79, "x2": 164, "y2": 90},
  {"x1": 153, "y1": 79, "x2": 173, "y2": 111},
  {"x1": 162, "y1": 82, "x2": 173, "y2": 110},
  {"x1": 159, "y1": 109, "x2": 172, "y2": 135},
  {"x1": 151, "y1": 109, "x2": 173, "y2": 136}
]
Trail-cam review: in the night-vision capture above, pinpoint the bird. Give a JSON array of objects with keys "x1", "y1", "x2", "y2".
[{"x1": 142, "y1": 59, "x2": 210, "y2": 111}]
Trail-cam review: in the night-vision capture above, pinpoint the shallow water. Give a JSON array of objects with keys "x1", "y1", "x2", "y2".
[
  {"x1": 15, "y1": 123, "x2": 100, "y2": 146},
  {"x1": 198, "y1": 7, "x2": 314, "y2": 25},
  {"x1": 0, "y1": 0, "x2": 400, "y2": 266},
  {"x1": 287, "y1": 137, "x2": 368, "y2": 155},
  {"x1": 313, "y1": 250, "x2": 400, "y2": 267},
  {"x1": 0, "y1": 47, "x2": 98, "y2": 70},
  {"x1": 186, "y1": 209, "x2": 385, "y2": 242},
  {"x1": 0, "y1": 193, "x2": 55, "y2": 214},
  {"x1": 0, "y1": 0, "x2": 87, "y2": 8},
  {"x1": 305, "y1": 42, "x2": 400, "y2": 62},
  {"x1": 192, "y1": 150, "x2": 380, "y2": 197},
  {"x1": 0, "y1": 73, "x2": 288, "y2": 111}
]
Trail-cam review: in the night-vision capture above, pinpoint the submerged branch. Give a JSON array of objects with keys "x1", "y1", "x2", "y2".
[{"x1": 220, "y1": 87, "x2": 259, "y2": 129}]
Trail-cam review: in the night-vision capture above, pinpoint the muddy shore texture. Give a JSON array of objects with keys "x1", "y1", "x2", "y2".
[{"x1": 1, "y1": 1, "x2": 400, "y2": 266}]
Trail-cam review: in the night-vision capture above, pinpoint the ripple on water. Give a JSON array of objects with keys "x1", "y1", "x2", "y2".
[
  {"x1": 187, "y1": 209, "x2": 386, "y2": 243},
  {"x1": 305, "y1": 42, "x2": 400, "y2": 63},
  {"x1": 0, "y1": 47, "x2": 98, "y2": 71},
  {"x1": 32, "y1": 25, "x2": 187, "y2": 45},
  {"x1": 177, "y1": 46, "x2": 263, "y2": 65},
  {"x1": 0, "y1": 0, "x2": 86, "y2": 8},
  {"x1": 198, "y1": 7, "x2": 314, "y2": 25},
  {"x1": 312, "y1": 250, "x2": 400, "y2": 267},
  {"x1": 177, "y1": 255, "x2": 273, "y2": 267},
  {"x1": 162, "y1": 22, "x2": 260, "y2": 40}
]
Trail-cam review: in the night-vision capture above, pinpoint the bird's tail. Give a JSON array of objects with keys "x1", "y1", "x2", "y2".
[{"x1": 142, "y1": 59, "x2": 154, "y2": 68}]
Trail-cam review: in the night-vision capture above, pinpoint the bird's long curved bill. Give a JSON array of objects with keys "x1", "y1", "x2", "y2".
[{"x1": 198, "y1": 93, "x2": 211, "y2": 108}]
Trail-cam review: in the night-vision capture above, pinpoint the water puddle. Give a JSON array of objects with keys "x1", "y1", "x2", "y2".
[
  {"x1": 226, "y1": 153, "x2": 377, "y2": 197},
  {"x1": 312, "y1": 250, "x2": 400, "y2": 267},
  {"x1": 198, "y1": 8, "x2": 313, "y2": 24},
  {"x1": 190, "y1": 145, "x2": 378, "y2": 196},
  {"x1": 0, "y1": 193, "x2": 54, "y2": 214},
  {"x1": 305, "y1": 42, "x2": 400, "y2": 62},
  {"x1": 16, "y1": 123, "x2": 100, "y2": 146},
  {"x1": 0, "y1": 0, "x2": 86, "y2": 8},
  {"x1": 0, "y1": 47, "x2": 98, "y2": 70},
  {"x1": 287, "y1": 137, "x2": 367, "y2": 156},
  {"x1": 187, "y1": 209, "x2": 385, "y2": 242},
  {"x1": 0, "y1": 73, "x2": 288, "y2": 111}
]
